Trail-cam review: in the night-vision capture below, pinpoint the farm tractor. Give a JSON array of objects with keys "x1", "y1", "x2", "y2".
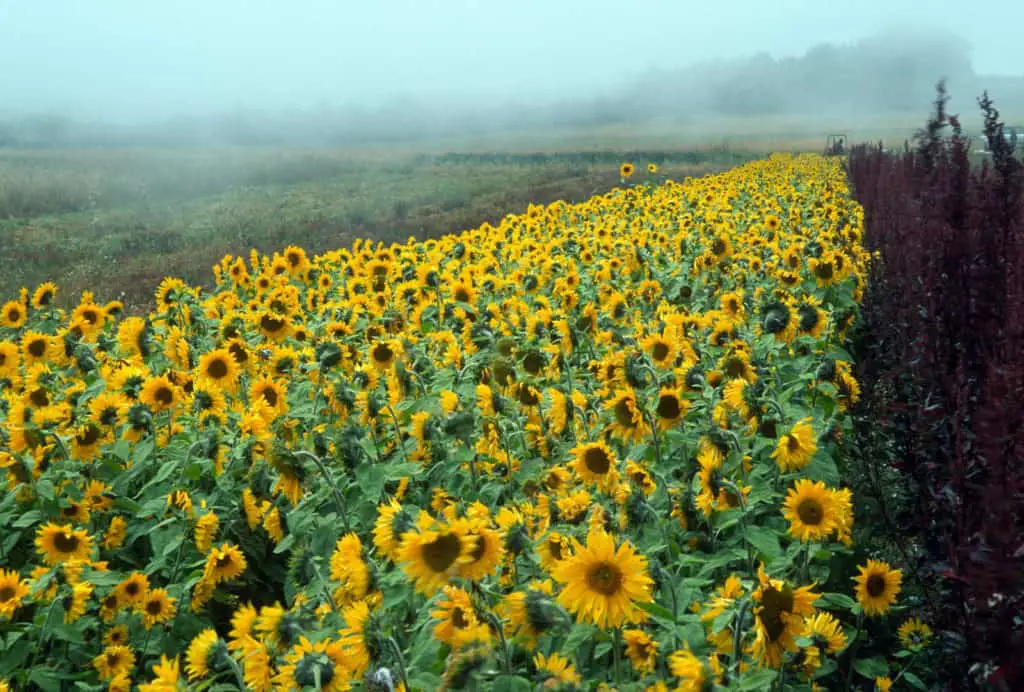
[{"x1": 824, "y1": 134, "x2": 848, "y2": 156}]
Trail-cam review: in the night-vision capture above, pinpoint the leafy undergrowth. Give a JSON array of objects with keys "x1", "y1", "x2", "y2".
[{"x1": 0, "y1": 155, "x2": 931, "y2": 691}]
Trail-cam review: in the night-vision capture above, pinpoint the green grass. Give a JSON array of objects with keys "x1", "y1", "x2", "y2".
[{"x1": 0, "y1": 147, "x2": 757, "y2": 312}]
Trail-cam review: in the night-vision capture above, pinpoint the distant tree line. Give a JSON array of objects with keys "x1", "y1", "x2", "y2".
[{"x1": 2, "y1": 29, "x2": 1023, "y2": 148}]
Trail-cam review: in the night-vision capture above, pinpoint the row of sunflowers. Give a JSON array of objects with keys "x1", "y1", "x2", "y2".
[{"x1": 0, "y1": 153, "x2": 932, "y2": 690}]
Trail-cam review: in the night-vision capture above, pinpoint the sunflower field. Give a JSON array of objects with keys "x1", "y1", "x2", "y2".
[{"x1": 0, "y1": 153, "x2": 934, "y2": 691}]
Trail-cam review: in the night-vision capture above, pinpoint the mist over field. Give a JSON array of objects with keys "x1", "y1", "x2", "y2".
[{"x1": 1, "y1": 0, "x2": 1023, "y2": 146}]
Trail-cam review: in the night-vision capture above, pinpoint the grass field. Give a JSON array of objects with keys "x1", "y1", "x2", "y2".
[{"x1": 0, "y1": 146, "x2": 759, "y2": 312}]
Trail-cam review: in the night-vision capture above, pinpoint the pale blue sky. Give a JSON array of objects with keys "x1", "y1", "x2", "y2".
[{"x1": 0, "y1": 0, "x2": 1021, "y2": 121}]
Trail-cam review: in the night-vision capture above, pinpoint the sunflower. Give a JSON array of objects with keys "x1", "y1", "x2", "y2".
[
  {"x1": 138, "y1": 375, "x2": 179, "y2": 414},
  {"x1": 115, "y1": 571, "x2": 149, "y2": 606},
  {"x1": 654, "y1": 387, "x2": 688, "y2": 431},
  {"x1": 368, "y1": 339, "x2": 402, "y2": 370},
  {"x1": 897, "y1": 617, "x2": 932, "y2": 651},
  {"x1": 537, "y1": 532, "x2": 575, "y2": 572},
  {"x1": 335, "y1": 605, "x2": 374, "y2": 673},
  {"x1": 64, "y1": 581, "x2": 93, "y2": 623},
  {"x1": 31, "y1": 282, "x2": 57, "y2": 309},
  {"x1": 605, "y1": 388, "x2": 650, "y2": 445},
  {"x1": 623, "y1": 628, "x2": 659, "y2": 674},
  {"x1": 330, "y1": 533, "x2": 371, "y2": 607},
  {"x1": 854, "y1": 559, "x2": 902, "y2": 617},
  {"x1": 249, "y1": 375, "x2": 288, "y2": 420},
  {"x1": 138, "y1": 588, "x2": 176, "y2": 629},
  {"x1": 242, "y1": 642, "x2": 274, "y2": 691},
  {"x1": 460, "y1": 520, "x2": 505, "y2": 582},
  {"x1": 647, "y1": 162, "x2": 658, "y2": 174},
  {"x1": 771, "y1": 418, "x2": 817, "y2": 472},
  {"x1": 276, "y1": 636, "x2": 350, "y2": 692},
  {"x1": 185, "y1": 629, "x2": 221, "y2": 681},
  {"x1": 0, "y1": 569, "x2": 30, "y2": 620},
  {"x1": 36, "y1": 523, "x2": 93, "y2": 565},
  {"x1": 93, "y1": 645, "x2": 135, "y2": 681},
  {"x1": 570, "y1": 440, "x2": 619, "y2": 489},
  {"x1": 0, "y1": 300, "x2": 26, "y2": 329},
  {"x1": 669, "y1": 648, "x2": 723, "y2": 691},
  {"x1": 194, "y1": 512, "x2": 219, "y2": 554},
  {"x1": 138, "y1": 655, "x2": 182, "y2": 692},
  {"x1": 196, "y1": 348, "x2": 239, "y2": 391},
  {"x1": 750, "y1": 564, "x2": 819, "y2": 668},
  {"x1": 20, "y1": 330, "x2": 53, "y2": 366},
  {"x1": 372, "y1": 500, "x2": 415, "y2": 562},
  {"x1": 782, "y1": 479, "x2": 838, "y2": 542},
  {"x1": 533, "y1": 651, "x2": 582, "y2": 687},
  {"x1": 432, "y1": 585, "x2": 489, "y2": 649},
  {"x1": 620, "y1": 163, "x2": 635, "y2": 178},
  {"x1": 499, "y1": 579, "x2": 557, "y2": 649},
  {"x1": 802, "y1": 610, "x2": 848, "y2": 657},
  {"x1": 641, "y1": 332, "x2": 676, "y2": 368},
  {"x1": 0, "y1": 340, "x2": 18, "y2": 378},
  {"x1": 204, "y1": 543, "x2": 247, "y2": 584},
  {"x1": 551, "y1": 527, "x2": 653, "y2": 629},
  {"x1": 227, "y1": 602, "x2": 260, "y2": 654},
  {"x1": 99, "y1": 624, "x2": 129, "y2": 649},
  {"x1": 397, "y1": 517, "x2": 477, "y2": 595}
]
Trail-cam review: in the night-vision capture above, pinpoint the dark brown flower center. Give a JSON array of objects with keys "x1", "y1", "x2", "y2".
[
  {"x1": 260, "y1": 386, "x2": 278, "y2": 407},
  {"x1": 28, "y1": 339, "x2": 47, "y2": 357},
  {"x1": 145, "y1": 598, "x2": 163, "y2": 615},
  {"x1": 0, "y1": 585, "x2": 16, "y2": 601},
  {"x1": 586, "y1": 562, "x2": 623, "y2": 596},
  {"x1": 583, "y1": 447, "x2": 611, "y2": 474},
  {"x1": 422, "y1": 533, "x2": 462, "y2": 573},
  {"x1": 797, "y1": 498, "x2": 824, "y2": 526},
  {"x1": 29, "y1": 388, "x2": 49, "y2": 408},
  {"x1": 657, "y1": 394, "x2": 681, "y2": 420},
  {"x1": 866, "y1": 574, "x2": 887, "y2": 598},
  {"x1": 451, "y1": 606, "x2": 470, "y2": 628},
  {"x1": 206, "y1": 358, "x2": 229, "y2": 379},
  {"x1": 614, "y1": 398, "x2": 636, "y2": 427},
  {"x1": 651, "y1": 342, "x2": 670, "y2": 362},
  {"x1": 53, "y1": 531, "x2": 80, "y2": 554},
  {"x1": 154, "y1": 386, "x2": 173, "y2": 406},
  {"x1": 372, "y1": 343, "x2": 393, "y2": 364}
]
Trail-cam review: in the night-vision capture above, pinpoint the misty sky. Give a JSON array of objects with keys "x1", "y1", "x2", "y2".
[{"x1": 2, "y1": 0, "x2": 1022, "y2": 122}]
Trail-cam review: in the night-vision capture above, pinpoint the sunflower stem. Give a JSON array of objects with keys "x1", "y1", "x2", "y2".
[
  {"x1": 311, "y1": 556, "x2": 337, "y2": 610},
  {"x1": 642, "y1": 408, "x2": 664, "y2": 469},
  {"x1": 843, "y1": 611, "x2": 865, "y2": 692},
  {"x1": 385, "y1": 403, "x2": 410, "y2": 466},
  {"x1": 611, "y1": 627, "x2": 624, "y2": 685},
  {"x1": 293, "y1": 450, "x2": 351, "y2": 533},
  {"x1": 387, "y1": 636, "x2": 409, "y2": 689},
  {"x1": 226, "y1": 652, "x2": 247, "y2": 689},
  {"x1": 483, "y1": 610, "x2": 513, "y2": 674},
  {"x1": 25, "y1": 596, "x2": 59, "y2": 681},
  {"x1": 731, "y1": 599, "x2": 750, "y2": 681},
  {"x1": 890, "y1": 650, "x2": 921, "y2": 685},
  {"x1": 311, "y1": 369, "x2": 323, "y2": 421},
  {"x1": 802, "y1": 542, "x2": 813, "y2": 584}
]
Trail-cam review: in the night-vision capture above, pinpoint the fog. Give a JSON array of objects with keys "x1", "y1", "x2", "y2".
[{"x1": 2, "y1": 0, "x2": 1023, "y2": 146}]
